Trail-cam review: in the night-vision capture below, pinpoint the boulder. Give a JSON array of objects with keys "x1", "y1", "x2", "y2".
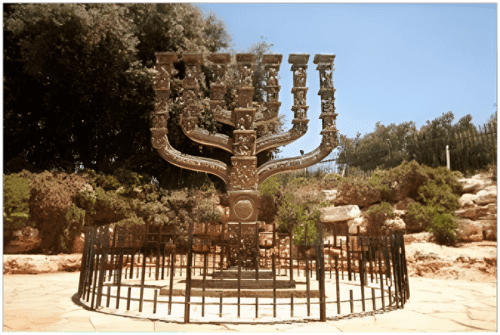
[
  {"x1": 458, "y1": 176, "x2": 493, "y2": 194},
  {"x1": 321, "y1": 205, "x2": 361, "y2": 222},
  {"x1": 393, "y1": 209, "x2": 406, "y2": 217},
  {"x1": 334, "y1": 184, "x2": 381, "y2": 208},
  {"x1": 483, "y1": 230, "x2": 496, "y2": 241},
  {"x1": 478, "y1": 220, "x2": 497, "y2": 241},
  {"x1": 347, "y1": 217, "x2": 367, "y2": 235},
  {"x1": 394, "y1": 197, "x2": 416, "y2": 211},
  {"x1": 474, "y1": 187, "x2": 497, "y2": 205},
  {"x1": 384, "y1": 218, "x2": 406, "y2": 232},
  {"x1": 478, "y1": 214, "x2": 497, "y2": 220},
  {"x1": 485, "y1": 203, "x2": 497, "y2": 212},
  {"x1": 404, "y1": 232, "x2": 434, "y2": 244},
  {"x1": 458, "y1": 193, "x2": 477, "y2": 208},
  {"x1": 321, "y1": 190, "x2": 338, "y2": 202},
  {"x1": 456, "y1": 219, "x2": 483, "y2": 242},
  {"x1": 455, "y1": 205, "x2": 489, "y2": 220}
]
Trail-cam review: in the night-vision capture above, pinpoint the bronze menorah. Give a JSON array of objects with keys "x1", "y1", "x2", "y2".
[{"x1": 151, "y1": 53, "x2": 338, "y2": 223}]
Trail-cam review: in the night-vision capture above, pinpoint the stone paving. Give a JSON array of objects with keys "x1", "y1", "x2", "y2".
[{"x1": 3, "y1": 272, "x2": 497, "y2": 332}]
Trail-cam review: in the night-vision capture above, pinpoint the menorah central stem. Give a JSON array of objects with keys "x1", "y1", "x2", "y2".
[{"x1": 151, "y1": 52, "x2": 337, "y2": 223}]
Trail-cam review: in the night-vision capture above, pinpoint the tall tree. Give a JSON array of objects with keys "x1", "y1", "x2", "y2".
[{"x1": 4, "y1": 3, "x2": 235, "y2": 189}]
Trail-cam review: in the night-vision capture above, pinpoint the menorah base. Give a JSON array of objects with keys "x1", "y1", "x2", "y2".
[{"x1": 228, "y1": 190, "x2": 260, "y2": 222}]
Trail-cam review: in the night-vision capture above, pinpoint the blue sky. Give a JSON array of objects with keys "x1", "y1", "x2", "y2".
[{"x1": 198, "y1": 3, "x2": 497, "y2": 160}]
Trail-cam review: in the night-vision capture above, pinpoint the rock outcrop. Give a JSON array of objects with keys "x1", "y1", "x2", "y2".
[
  {"x1": 456, "y1": 174, "x2": 497, "y2": 242},
  {"x1": 3, "y1": 254, "x2": 82, "y2": 274},
  {"x1": 320, "y1": 205, "x2": 361, "y2": 222}
]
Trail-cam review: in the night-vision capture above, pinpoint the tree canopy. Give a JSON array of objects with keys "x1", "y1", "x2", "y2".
[
  {"x1": 337, "y1": 111, "x2": 497, "y2": 174},
  {"x1": 3, "y1": 3, "x2": 246, "y2": 189}
]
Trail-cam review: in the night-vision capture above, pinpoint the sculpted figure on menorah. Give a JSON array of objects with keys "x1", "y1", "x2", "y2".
[{"x1": 151, "y1": 53, "x2": 338, "y2": 223}]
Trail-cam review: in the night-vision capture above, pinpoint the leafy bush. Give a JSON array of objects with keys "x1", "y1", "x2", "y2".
[
  {"x1": 404, "y1": 179, "x2": 460, "y2": 245},
  {"x1": 29, "y1": 171, "x2": 87, "y2": 253},
  {"x1": 417, "y1": 180, "x2": 460, "y2": 213},
  {"x1": 4, "y1": 171, "x2": 33, "y2": 230},
  {"x1": 406, "y1": 202, "x2": 433, "y2": 231},
  {"x1": 292, "y1": 206, "x2": 320, "y2": 245},
  {"x1": 427, "y1": 212, "x2": 458, "y2": 246}
]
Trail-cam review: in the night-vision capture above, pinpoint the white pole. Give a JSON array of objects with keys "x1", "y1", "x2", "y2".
[{"x1": 446, "y1": 145, "x2": 450, "y2": 170}]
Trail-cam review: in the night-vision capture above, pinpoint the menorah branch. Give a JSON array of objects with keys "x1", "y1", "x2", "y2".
[{"x1": 151, "y1": 128, "x2": 230, "y2": 185}]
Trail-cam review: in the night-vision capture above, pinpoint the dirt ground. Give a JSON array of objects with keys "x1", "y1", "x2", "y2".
[{"x1": 405, "y1": 239, "x2": 497, "y2": 282}]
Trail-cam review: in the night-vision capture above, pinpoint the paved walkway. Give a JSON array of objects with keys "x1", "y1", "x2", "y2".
[{"x1": 3, "y1": 272, "x2": 497, "y2": 332}]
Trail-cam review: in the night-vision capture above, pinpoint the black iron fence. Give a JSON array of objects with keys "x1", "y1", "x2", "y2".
[{"x1": 77, "y1": 221, "x2": 409, "y2": 323}]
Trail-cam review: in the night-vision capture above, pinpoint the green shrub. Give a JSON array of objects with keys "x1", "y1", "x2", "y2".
[
  {"x1": 427, "y1": 212, "x2": 458, "y2": 246},
  {"x1": 292, "y1": 206, "x2": 320, "y2": 245},
  {"x1": 29, "y1": 171, "x2": 87, "y2": 253},
  {"x1": 417, "y1": 181, "x2": 460, "y2": 213},
  {"x1": 405, "y1": 180, "x2": 460, "y2": 245},
  {"x1": 4, "y1": 171, "x2": 34, "y2": 230},
  {"x1": 406, "y1": 202, "x2": 433, "y2": 231}
]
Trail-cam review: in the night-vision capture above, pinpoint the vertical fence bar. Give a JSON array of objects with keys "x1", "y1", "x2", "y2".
[
  {"x1": 124, "y1": 255, "x2": 129, "y2": 279},
  {"x1": 290, "y1": 293, "x2": 294, "y2": 317},
  {"x1": 96, "y1": 251, "x2": 107, "y2": 308},
  {"x1": 213, "y1": 248, "x2": 216, "y2": 274},
  {"x1": 78, "y1": 228, "x2": 90, "y2": 297},
  {"x1": 317, "y1": 222, "x2": 326, "y2": 322},
  {"x1": 379, "y1": 252, "x2": 385, "y2": 311},
  {"x1": 335, "y1": 256, "x2": 340, "y2": 315},
  {"x1": 272, "y1": 254, "x2": 277, "y2": 318},
  {"x1": 346, "y1": 234, "x2": 351, "y2": 281},
  {"x1": 202, "y1": 253, "x2": 207, "y2": 317},
  {"x1": 388, "y1": 286, "x2": 392, "y2": 306},
  {"x1": 255, "y1": 222, "x2": 260, "y2": 281},
  {"x1": 168, "y1": 250, "x2": 176, "y2": 315},
  {"x1": 162, "y1": 238, "x2": 166, "y2": 280},
  {"x1": 401, "y1": 234, "x2": 410, "y2": 301},
  {"x1": 184, "y1": 219, "x2": 194, "y2": 323},
  {"x1": 85, "y1": 229, "x2": 96, "y2": 302},
  {"x1": 156, "y1": 225, "x2": 161, "y2": 280},
  {"x1": 340, "y1": 239, "x2": 344, "y2": 280},
  {"x1": 369, "y1": 240, "x2": 374, "y2": 283},
  {"x1": 153, "y1": 290, "x2": 158, "y2": 314},
  {"x1": 349, "y1": 290, "x2": 354, "y2": 313},
  {"x1": 109, "y1": 227, "x2": 117, "y2": 280},
  {"x1": 219, "y1": 293, "x2": 223, "y2": 318},
  {"x1": 91, "y1": 252, "x2": 100, "y2": 310},
  {"x1": 371, "y1": 287, "x2": 376, "y2": 311},
  {"x1": 130, "y1": 253, "x2": 135, "y2": 279},
  {"x1": 360, "y1": 253, "x2": 365, "y2": 312},
  {"x1": 139, "y1": 247, "x2": 147, "y2": 312},
  {"x1": 115, "y1": 252, "x2": 123, "y2": 309},
  {"x1": 126, "y1": 287, "x2": 132, "y2": 311},
  {"x1": 179, "y1": 254, "x2": 184, "y2": 277},
  {"x1": 391, "y1": 235, "x2": 400, "y2": 308},
  {"x1": 255, "y1": 297, "x2": 258, "y2": 318},
  {"x1": 106, "y1": 285, "x2": 111, "y2": 308},
  {"x1": 384, "y1": 236, "x2": 391, "y2": 286},
  {"x1": 306, "y1": 252, "x2": 310, "y2": 317}
]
